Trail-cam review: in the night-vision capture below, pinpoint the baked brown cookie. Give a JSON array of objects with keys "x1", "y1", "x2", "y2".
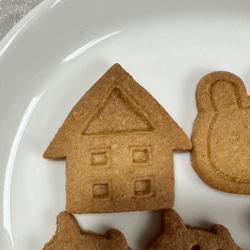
[
  {"x1": 147, "y1": 209, "x2": 242, "y2": 250},
  {"x1": 191, "y1": 71, "x2": 250, "y2": 194},
  {"x1": 43, "y1": 211, "x2": 130, "y2": 250},
  {"x1": 44, "y1": 63, "x2": 192, "y2": 213}
]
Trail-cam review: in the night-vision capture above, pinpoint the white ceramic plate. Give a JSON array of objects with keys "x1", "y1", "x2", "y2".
[{"x1": 1, "y1": 0, "x2": 250, "y2": 249}]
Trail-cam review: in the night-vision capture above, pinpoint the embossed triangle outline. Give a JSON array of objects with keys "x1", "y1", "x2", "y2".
[{"x1": 83, "y1": 87, "x2": 154, "y2": 135}]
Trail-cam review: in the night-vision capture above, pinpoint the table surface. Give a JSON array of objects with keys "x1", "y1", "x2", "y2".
[{"x1": 0, "y1": 0, "x2": 42, "y2": 41}]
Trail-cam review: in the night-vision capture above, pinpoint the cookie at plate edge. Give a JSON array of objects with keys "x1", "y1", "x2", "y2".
[
  {"x1": 191, "y1": 71, "x2": 250, "y2": 194},
  {"x1": 43, "y1": 63, "x2": 192, "y2": 213}
]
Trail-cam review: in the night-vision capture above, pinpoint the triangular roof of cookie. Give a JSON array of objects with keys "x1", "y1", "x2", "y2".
[
  {"x1": 44, "y1": 64, "x2": 191, "y2": 159},
  {"x1": 83, "y1": 87, "x2": 154, "y2": 135}
]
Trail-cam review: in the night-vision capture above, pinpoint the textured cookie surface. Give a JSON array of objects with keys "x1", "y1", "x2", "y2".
[
  {"x1": 44, "y1": 63, "x2": 192, "y2": 213},
  {"x1": 191, "y1": 71, "x2": 250, "y2": 194},
  {"x1": 43, "y1": 211, "x2": 130, "y2": 250},
  {"x1": 147, "y1": 209, "x2": 242, "y2": 250}
]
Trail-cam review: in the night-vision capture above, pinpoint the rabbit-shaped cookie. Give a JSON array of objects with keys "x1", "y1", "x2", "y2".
[
  {"x1": 191, "y1": 71, "x2": 250, "y2": 194},
  {"x1": 147, "y1": 209, "x2": 241, "y2": 250},
  {"x1": 43, "y1": 211, "x2": 130, "y2": 250}
]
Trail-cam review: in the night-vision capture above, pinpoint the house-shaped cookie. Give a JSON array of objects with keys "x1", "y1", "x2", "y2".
[{"x1": 44, "y1": 64, "x2": 192, "y2": 213}]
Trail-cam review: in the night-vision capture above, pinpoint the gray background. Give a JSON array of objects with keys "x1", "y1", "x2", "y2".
[{"x1": 0, "y1": 0, "x2": 42, "y2": 40}]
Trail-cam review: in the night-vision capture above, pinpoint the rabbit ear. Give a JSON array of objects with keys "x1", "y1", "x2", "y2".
[
  {"x1": 56, "y1": 212, "x2": 81, "y2": 235},
  {"x1": 210, "y1": 224, "x2": 235, "y2": 243},
  {"x1": 163, "y1": 209, "x2": 186, "y2": 234},
  {"x1": 211, "y1": 80, "x2": 239, "y2": 112},
  {"x1": 195, "y1": 71, "x2": 247, "y2": 113}
]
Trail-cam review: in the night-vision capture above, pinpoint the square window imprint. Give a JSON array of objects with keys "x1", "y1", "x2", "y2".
[
  {"x1": 133, "y1": 149, "x2": 149, "y2": 162},
  {"x1": 131, "y1": 145, "x2": 151, "y2": 164},
  {"x1": 92, "y1": 152, "x2": 107, "y2": 165},
  {"x1": 134, "y1": 178, "x2": 152, "y2": 196},
  {"x1": 90, "y1": 148, "x2": 110, "y2": 167},
  {"x1": 93, "y1": 183, "x2": 109, "y2": 198}
]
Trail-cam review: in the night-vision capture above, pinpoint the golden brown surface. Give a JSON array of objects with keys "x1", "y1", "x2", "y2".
[
  {"x1": 191, "y1": 71, "x2": 250, "y2": 194},
  {"x1": 44, "y1": 63, "x2": 192, "y2": 213},
  {"x1": 43, "y1": 211, "x2": 130, "y2": 250},
  {"x1": 147, "y1": 209, "x2": 242, "y2": 250}
]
